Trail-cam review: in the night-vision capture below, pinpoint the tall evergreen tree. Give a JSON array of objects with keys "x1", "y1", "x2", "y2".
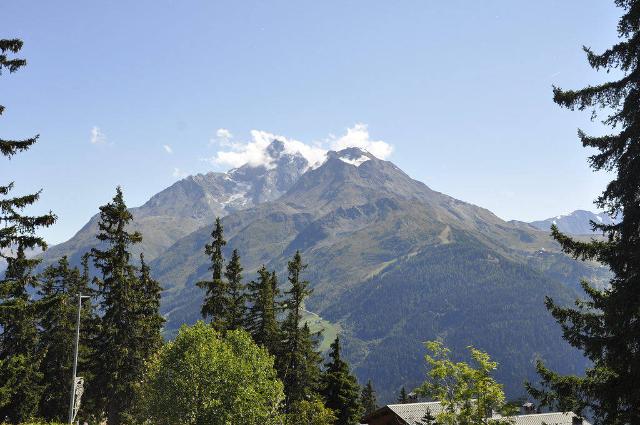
[
  {"x1": 196, "y1": 217, "x2": 228, "y2": 331},
  {"x1": 246, "y1": 265, "x2": 280, "y2": 354},
  {"x1": 37, "y1": 256, "x2": 94, "y2": 422},
  {"x1": 360, "y1": 380, "x2": 378, "y2": 417},
  {"x1": 321, "y1": 337, "x2": 363, "y2": 425},
  {"x1": 90, "y1": 187, "x2": 161, "y2": 425},
  {"x1": 137, "y1": 253, "x2": 165, "y2": 357},
  {"x1": 527, "y1": 2, "x2": 640, "y2": 423},
  {"x1": 224, "y1": 248, "x2": 245, "y2": 331},
  {"x1": 280, "y1": 251, "x2": 322, "y2": 411},
  {"x1": 0, "y1": 38, "x2": 56, "y2": 424},
  {"x1": 0, "y1": 247, "x2": 44, "y2": 424},
  {"x1": 398, "y1": 387, "x2": 409, "y2": 404}
]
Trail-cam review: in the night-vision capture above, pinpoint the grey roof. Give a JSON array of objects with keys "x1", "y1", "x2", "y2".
[
  {"x1": 509, "y1": 412, "x2": 587, "y2": 425},
  {"x1": 373, "y1": 402, "x2": 590, "y2": 425},
  {"x1": 387, "y1": 402, "x2": 445, "y2": 423}
]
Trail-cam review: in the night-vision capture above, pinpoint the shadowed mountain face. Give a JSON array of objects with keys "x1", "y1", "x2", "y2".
[
  {"x1": 528, "y1": 210, "x2": 618, "y2": 235},
  {"x1": 38, "y1": 144, "x2": 608, "y2": 403},
  {"x1": 39, "y1": 140, "x2": 310, "y2": 267}
]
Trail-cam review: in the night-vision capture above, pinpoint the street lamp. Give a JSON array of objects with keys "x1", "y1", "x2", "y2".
[{"x1": 68, "y1": 294, "x2": 90, "y2": 425}]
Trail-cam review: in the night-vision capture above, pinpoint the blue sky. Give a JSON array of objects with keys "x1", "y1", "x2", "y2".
[{"x1": 1, "y1": 1, "x2": 621, "y2": 244}]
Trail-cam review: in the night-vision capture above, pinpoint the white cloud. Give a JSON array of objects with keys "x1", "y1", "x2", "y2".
[
  {"x1": 172, "y1": 167, "x2": 188, "y2": 179},
  {"x1": 209, "y1": 128, "x2": 235, "y2": 147},
  {"x1": 90, "y1": 126, "x2": 107, "y2": 145},
  {"x1": 206, "y1": 124, "x2": 392, "y2": 170},
  {"x1": 329, "y1": 123, "x2": 393, "y2": 159},
  {"x1": 163, "y1": 144, "x2": 173, "y2": 154}
]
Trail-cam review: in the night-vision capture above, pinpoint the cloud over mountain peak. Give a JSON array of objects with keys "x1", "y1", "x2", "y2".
[{"x1": 207, "y1": 123, "x2": 392, "y2": 170}]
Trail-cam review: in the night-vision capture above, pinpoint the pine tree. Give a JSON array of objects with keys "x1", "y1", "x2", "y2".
[
  {"x1": 415, "y1": 408, "x2": 437, "y2": 425},
  {"x1": 246, "y1": 265, "x2": 280, "y2": 354},
  {"x1": 398, "y1": 386, "x2": 409, "y2": 404},
  {"x1": 0, "y1": 39, "x2": 37, "y2": 157},
  {"x1": 90, "y1": 187, "x2": 161, "y2": 425},
  {"x1": 137, "y1": 253, "x2": 164, "y2": 357},
  {"x1": 321, "y1": 337, "x2": 363, "y2": 425},
  {"x1": 280, "y1": 251, "x2": 322, "y2": 410},
  {"x1": 37, "y1": 256, "x2": 94, "y2": 422},
  {"x1": 197, "y1": 217, "x2": 228, "y2": 331},
  {"x1": 224, "y1": 248, "x2": 245, "y2": 331},
  {"x1": 0, "y1": 38, "x2": 56, "y2": 424},
  {"x1": 0, "y1": 247, "x2": 44, "y2": 423},
  {"x1": 527, "y1": 2, "x2": 640, "y2": 423},
  {"x1": 360, "y1": 380, "x2": 378, "y2": 417}
]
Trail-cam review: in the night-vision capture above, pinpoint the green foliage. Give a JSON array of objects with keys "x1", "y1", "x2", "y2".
[
  {"x1": 360, "y1": 380, "x2": 378, "y2": 417},
  {"x1": 526, "y1": 2, "x2": 640, "y2": 423},
  {"x1": 224, "y1": 248, "x2": 246, "y2": 331},
  {"x1": 416, "y1": 341, "x2": 513, "y2": 425},
  {"x1": 136, "y1": 321, "x2": 284, "y2": 425},
  {"x1": 90, "y1": 187, "x2": 164, "y2": 425},
  {"x1": 285, "y1": 400, "x2": 337, "y2": 425},
  {"x1": 36, "y1": 256, "x2": 95, "y2": 422},
  {"x1": 196, "y1": 217, "x2": 229, "y2": 331},
  {"x1": 246, "y1": 265, "x2": 281, "y2": 354},
  {"x1": 321, "y1": 337, "x2": 363, "y2": 425},
  {"x1": 280, "y1": 251, "x2": 323, "y2": 410},
  {"x1": 398, "y1": 386, "x2": 409, "y2": 404},
  {"x1": 0, "y1": 37, "x2": 56, "y2": 425},
  {"x1": 0, "y1": 247, "x2": 43, "y2": 424},
  {"x1": 0, "y1": 39, "x2": 38, "y2": 157}
]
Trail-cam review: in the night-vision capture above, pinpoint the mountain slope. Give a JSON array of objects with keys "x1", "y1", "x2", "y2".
[
  {"x1": 528, "y1": 210, "x2": 618, "y2": 235},
  {"x1": 150, "y1": 148, "x2": 605, "y2": 402},
  {"x1": 39, "y1": 140, "x2": 310, "y2": 266}
]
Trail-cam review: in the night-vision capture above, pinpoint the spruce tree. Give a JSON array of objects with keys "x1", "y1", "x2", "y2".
[
  {"x1": 527, "y1": 2, "x2": 640, "y2": 423},
  {"x1": 0, "y1": 247, "x2": 44, "y2": 423},
  {"x1": 280, "y1": 251, "x2": 322, "y2": 410},
  {"x1": 321, "y1": 337, "x2": 363, "y2": 425},
  {"x1": 224, "y1": 248, "x2": 245, "y2": 331},
  {"x1": 37, "y1": 256, "x2": 94, "y2": 422},
  {"x1": 197, "y1": 217, "x2": 228, "y2": 331},
  {"x1": 90, "y1": 187, "x2": 161, "y2": 425},
  {"x1": 137, "y1": 253, "x2": 164, "y2": 357},
  {"x1": 398, "y1": 386, "x2": 409, "y2": 404},
  {"x1": 0, "y1": 38, "x2": 56, "y2": 424},
  {"x1": 360, "y1": 380, "x2": 378, "y2": 417},
  {"x1": 415, "y1": 408, "x2": 437, "y2": 425},
  {"x1": 246, "y1": 265, "x2": 280, "y2": 354}
]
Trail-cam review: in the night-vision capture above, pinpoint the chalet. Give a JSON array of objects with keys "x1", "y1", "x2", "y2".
[{"x1": 362, "y1": 401, "x2": 590, "y2": 425}]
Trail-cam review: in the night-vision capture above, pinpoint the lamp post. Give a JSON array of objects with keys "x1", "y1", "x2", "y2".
[{"x1": 68, "y1": 294, "x2": 90, "y2": 425}]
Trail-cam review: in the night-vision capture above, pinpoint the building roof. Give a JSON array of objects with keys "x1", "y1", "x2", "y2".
[{"x1": 363, "y1": 401, "x2": 590, "y2": 425}]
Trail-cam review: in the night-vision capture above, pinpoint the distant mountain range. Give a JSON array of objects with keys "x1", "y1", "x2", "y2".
[
  {"x1": 37, "y1": 141, "x2": 611, "y2": 402},
  {"x1": 527, "y1": 210, "x2": 618, "y2": 235}
]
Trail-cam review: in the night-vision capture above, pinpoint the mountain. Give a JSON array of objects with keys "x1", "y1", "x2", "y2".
[
  {"x1": 39, "y1": 140, "x2": 310, "y2": 267},
  {"x1": 528, "y1": 210, "x2": 618, "y2": 235},
  {"x1": 147, "y1": 147, "x2": 608, "y2": 402}
]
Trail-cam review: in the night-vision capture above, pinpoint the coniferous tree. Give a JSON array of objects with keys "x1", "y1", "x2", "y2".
[
  {"x1": 415, "y1": 408, "x2": 437, "y2": 425},
  {"x1": 321, "y1": 337, "x2": 363, "y2": 425},
  {"x1": 0, "y1": 38, "x2": 56, "y2": 424},
  {"x1": 137, "y1": 253, "x2": 164, "y2": 357},
  {"x1": 197, "y1": 217, "x2": 228, "y2": 331},
  {"x1": 526, "y1": 2, "x2": 640, "y2": 423},
  {"x1": 360, "y1": 380, "x2": 378, "y2": 417},
  {"x1": 0, "y1": 247, "x2": 44, "y2": 423},
  {"x1": 224, "y1": 248, "x2": 245, "y2": 331},
  {"x1": 37, "y1": 256, "x2": 94, "y2": 422},
  {"x1": 90, "y1": 187, "x2": 161, "y2": 425},
  {"x1": 398, "y1": 387, "x2": 409, "y2": 404},
  {"x1": 246, "y1": 265, "x2": 280, "y2": 354},
  {"x1": 280, "y1": 251, "x2": 322, "y2": 411}
]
